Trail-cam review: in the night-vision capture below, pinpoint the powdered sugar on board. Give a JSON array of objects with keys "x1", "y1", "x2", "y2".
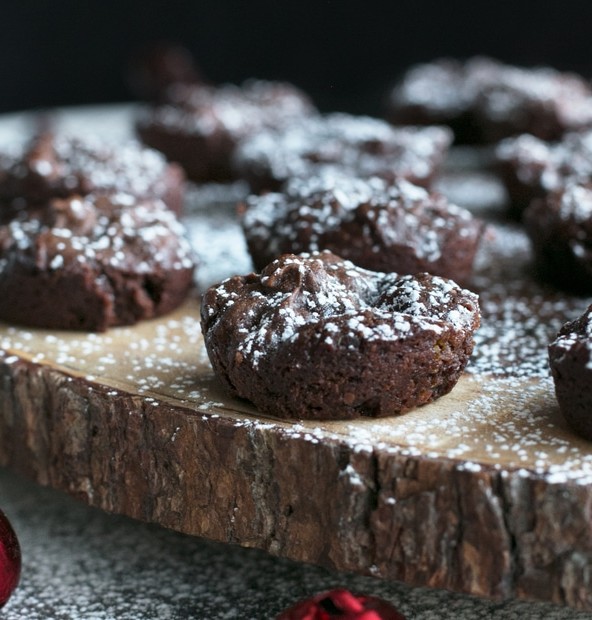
[{"x1": 183, "y1": 180, "x2": 253, "y2": 289}]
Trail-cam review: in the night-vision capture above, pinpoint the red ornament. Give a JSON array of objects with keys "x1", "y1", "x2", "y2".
[
  {"x1": 276, "y1": 587, "x2": 406, "y2": 620},
  {"x1": 0, "y1": 509, "x2": 21, "y2": 608}
]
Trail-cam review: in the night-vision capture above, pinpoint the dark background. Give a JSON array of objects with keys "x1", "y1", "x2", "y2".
[{"x1": 1, "y1": 0, "x2": 592, "y2": 116}]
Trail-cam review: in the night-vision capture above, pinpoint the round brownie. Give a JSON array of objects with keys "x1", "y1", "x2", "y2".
[
  {"x1": 241, "y1": 173, "x2": 484, "y2": 285},
  {"x1": 136, "y1": 80, "x2": 317, "y2": 183},
  {"x1": 473, "y1": 63, "x2": 592, "y2": 143},
  {"x1": 385, "y1": 56, "x2": 498, "y2": 144},
  {"x1": 386, "y1": 56, "x2": 592, "y2": 144},
  {"x1": 496, "y1": 130, "x2": 592, "y2": 218},
  {"x1": 0, "y1": 132, "x2": 186, "y2": 219},
  {"x1": 233, "y1": 112, "x2": 452, "y2": 193},
  {"x1": 524, "y1": 181, "x2": 592, "y2": 292},
  {"x1": 200, "y1": 251, "x2": 480, "y2": 421},
  {"x1": 0, "y1": 193, "x2": 195, "y2": 331},
  {"x1": 549, "y1": 304, "x2": 592, "y2": 441}
]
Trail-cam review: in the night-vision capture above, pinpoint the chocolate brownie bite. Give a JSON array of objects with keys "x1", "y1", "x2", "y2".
[
  {"x1": 387, "y1": 57, "x2": 592, "y2": 144},
  {"x1": 496, "y1": 130, "x2": 592, "y2": 218},
  {"x1": 0, "y1": 132, "x2": 186, "y2": 219},
  {"x1": 549, "y1": 304, "x2": 592, "y2": 440},
  {"x1": 200, "y1": 251, "x2": 480, "y2": 421},
  {"x1": 386, "y1": 58, "x2": 469, "y2": 125},
  {"x1": 385, "y1": 56, "x2": 499, "y2": 144},
  {"x1": 233, "y1": 112, "x2": 452, "y2": 193},
  {"x1": 473, "y1": 63, "x2": 592, "y2": 143},
  {"x1": 136, "y1": 80, "x2": 317, "y2": 183},
  {"x1": 241, "y1": 173, "x2": 484, "y2": 285},
  {"x1": 0, "y1": 193, "x2": 195, "y2": 331},
  {"x1": 524, "y1": 181, "x2": 592, "y2": 292}
]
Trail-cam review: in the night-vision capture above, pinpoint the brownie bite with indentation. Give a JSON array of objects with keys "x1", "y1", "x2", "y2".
[
  {"x1": 241, "y1": 173, "x2": 484, "y2": 285},
  {"x1": 200, "y1": 251, "x2": 480, "y2": 420},
  {"x1": 233, "y1": 112, "x2": 452, "y2": 193},
  {"x1": 136, "y1": 80, "x2": 317, "y2": 183}
]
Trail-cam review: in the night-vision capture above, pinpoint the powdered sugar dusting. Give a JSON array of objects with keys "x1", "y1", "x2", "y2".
[
  {"x1": 388, "y1": 58, "x2": 474, "y2": 118},
  {"x1": 234, "y1": 112, "x2": 452, "y2": 187},
  {"x1": 0, "y1": 193, "x2": 194, "y2": 274},
  {"x1": 557, "y1": 181, "x2": 592, "y2": 223},
  {"x1": 182, "y1": 181, "x2": 252, "y2": 289},
  {"x1": 137, "y1": 80, "x2": 316, "y2": 139},
  {"x1": 496, "y1": 129, "x2": 592, "y2": 195},
  {"x1": 1, "y1": 131, "x2": 180, "y2": 204},
  {"x1": 388, "y1": 56, "x2": 592, "y2": 145},
  {"x1": 205, "y1": 251, "x2": 478, "y2": 372},
  {"x1": 242, "y1": 173, "x2": 481, "y2": 274},
  {"x1": 550, "y1": 304, "x2": 592, "y2": 370},
  {"x1": 468, "y1": 219, "x2": 591, "y2": 377}
]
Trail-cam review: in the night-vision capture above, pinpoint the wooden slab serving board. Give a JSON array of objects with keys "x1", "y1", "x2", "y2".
[{"x1": 1, "y1": 106, "x2": 592, "y2": 610}]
